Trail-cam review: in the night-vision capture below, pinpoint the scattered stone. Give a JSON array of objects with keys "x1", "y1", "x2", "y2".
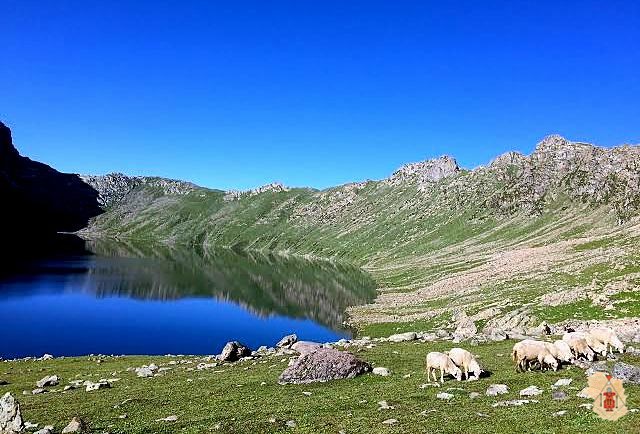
[
  {"x1": 419, "y1": 410, "x2": 436, "y2": 416},
  {"x1": 469, "y1": 392, "x2": 480, "y2": 399},
  {"x1": 0, "y1": 392, "x2": 23, "y2": 434},
  {"x1": 436, "y1": 392, "x2": 454, "y2": 400},
  {"x1": 155, "y1": 415, "x2": 178, "y2": 422},
  {"x1": 553, "y1": 378, "x2": 572, "y2": 388},
  {"x1": 276, "y1": 334, "x2": 298, "y2": 349},
  {"x1": 135, "y1": 365, "x2": 158, "y2": 378},
  {"x1": 219, "y1": 341, "x2": 252, "y2": 362},
  {"x1": 61, "y1": 417, "x2": 84, "y2": 433},
  {"x1": 613, "y1": 362, "x2": 640, "y2": 384},
  {"x1": 372, "y1": 367, "x2": 391, "y2": 377},
  {"x1": 492, "y1": 399, "x2": 538, "y2": 407},
  {"x1": 485, "y1": 384, "x2": 509, "y2": 396},
  {"x1": 278, "y1": 347, "x2": 371, "y2": 384},
  {"x1": 477, "y1": 412, "x2": 489, "y2": 417},
  {"x1": 577, "y1": 389, "x2": 592, "y2": 399},
  {"x1": 36, "y1": 375, "x2": 59, "y2": 388},
  {"x1": 552, "y1": 390, "x2": 568, "y2": 401},
  {"x1": 579, "y1": 403, "x2": 593, "y2": 409},
  {"x1": 553, "y1": 410, "x2": 567, "y2": 417},
  {"x1": 34, "y1": 428, "x2": 52, "y2": 434},
  {"x1": 388, "y1": 332, "x2": 417, "y2": 343},
  {"x1": 520, "y1": 386, "x2": 543, "y2": 397},
  {"x1": 302, "y1": 391, "x2": 312, "y2": 396},
  {"x1": 39, "y1": 355, "x2": 54, "y2": 361},
  {"x1": 381, "y1": 419, "x2": 397, "y2": 425},
  {"x1": 285, "y1": 420, "x2": 297, "y2": 428},
  {"x1": 84, "y1": 381, "x2": 110, "y2": 392},
  {"x1": 378, "y1": 401, "x2": 394, "y2": 410},
  {"x1": 31, "y1": 389, "x2": 46, "y2": 395},
  {"x1": 23, "y1": 421, "x2": 38, "y2": 430},
  {"x1": 452, "y1": 311, "x2": 477, "y2": 342}
]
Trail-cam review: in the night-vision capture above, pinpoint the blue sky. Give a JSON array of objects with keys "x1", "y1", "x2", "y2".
[{"x1": 2, "y1": 1, "x2": 639, "y2": 190}]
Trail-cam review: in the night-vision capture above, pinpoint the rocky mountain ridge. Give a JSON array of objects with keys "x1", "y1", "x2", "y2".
[{"x1": 80, "y1": 173, "x2": 199, "y2": 207}]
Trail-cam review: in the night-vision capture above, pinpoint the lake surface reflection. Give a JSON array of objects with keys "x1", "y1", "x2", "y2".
[{"x1": 0, "y1": 236, "x2": 376, "y2": 358}]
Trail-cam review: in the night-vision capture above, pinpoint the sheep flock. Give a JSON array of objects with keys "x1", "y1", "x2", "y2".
[{"x1": 425, "y1": 327, "x2": 624, "y2": 383}]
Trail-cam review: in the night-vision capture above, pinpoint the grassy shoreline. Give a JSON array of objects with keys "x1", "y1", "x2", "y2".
[{"x1": 2, "y1": 339, "x2": 639, "y2": 433}]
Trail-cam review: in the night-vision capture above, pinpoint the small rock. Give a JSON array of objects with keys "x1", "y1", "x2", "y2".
[
  {"x1": 372, "y1": 367, "x2": 391, "y2": 377},
  {"x1": 387, "y1": 332, "x2": 417, "y2": 343},
  {"x1": 36, "y1": 375, "x2": 59, "y2": 388},
  {"x1": 24, "y1": 421, "x2": 38, "y2": 430},
  {"x1": 436, "y1": 392, "x2": 454, "y2": 400},
  {"x1": 469, "y1": 392, "x2": 480, "y2": 399},
  {"x1": 381, "y1": 419, "x2": 397, "y2": 425},
  {"x1": 552, "y1": 390, "x2": 568, "y2": 401},
  {"x1": 276, "y1": 334, "x2": 298, "y2": 349},
  {"x1": 520, "y1": 386, "x2": 543, "y2": 397},
  {"x1": 492, "y1": 399, "x2": 538, "y2": 407},
  {"x1": 155, "y1": 415, "x2": 178, "y2": 422},
  {"x1": 34, "y1": 428, "x2": 52, "y2": 434},
  {"x1": 552, "y1": 378, "x2": 572, "y2": 388},
  {"x1": 61, "y1": 417, "x2": 85, "y2": 433},
  {"x1": 31, "y1": 389, "x2": 46, "y2": 395},
  {"x1": 302, "y1": 391, "x2": 312, "y2": 396},
  {"x1": 553, "y1": 410, "x2": 567, "y2": 417},
  {"x1": 278, "y1": 347, "x2": 371, "y2": 384},
  {"x1": 378, "y1": 401, "x2": 394, "y2": 410},
  {"x1": 485, "y1": 384, "x2": 509, "y2": 396},
  {"x1": 85, "y1": 381, "x2": 110, "y2": 392},
  {"x1": 285, "y1": 420, "x2": 297, "y2": 428}
]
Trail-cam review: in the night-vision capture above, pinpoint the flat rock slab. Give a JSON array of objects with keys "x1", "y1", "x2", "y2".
[
  {"x1": 278, "y1": 347, "x2": 371, "y2": 384},
  {"x1": 613, "y1": 362, "x2": 640, "y2": 384},
  {"x1": 388, "y1": 332, "x2": 417, "y2": 343}
]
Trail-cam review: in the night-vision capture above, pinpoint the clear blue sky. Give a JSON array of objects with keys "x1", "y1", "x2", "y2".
[{"x1": 2, "y1": 1, "x2": 639, "y2": 190}]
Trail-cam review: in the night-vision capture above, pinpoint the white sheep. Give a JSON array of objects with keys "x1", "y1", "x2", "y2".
[
  {"x1": 552, "y1": 340, "x2": 575, "y2": 363},
  {"x1": 426, "y1": 351, "x2": 462, "y2": 383},
  {"x1": 589, "y1": 327, "x2": 624, "y2": 354},
  {"x1": 568, "y1": 331, "x2": 607, "y2": 356},
  {"x1": 447, "y1": 347, "x2": 483, "y2": 380},
  {"x1": 562, "y1": 333, "x2": 596, "y2": 361},
  {"x1": 512, "y1": 340, "x2": 559, "y2": 372}
]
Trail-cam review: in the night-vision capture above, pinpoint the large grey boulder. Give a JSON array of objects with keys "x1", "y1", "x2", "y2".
[
  {"x1": 291, "y1": 341, "x2": 322, "y2": 356},
  {"x1": 0, "y1": 393, "x2": 23, "y2": 434},
  {"x1": 276, "y1": 334, "x2": 298, "y2": 349},
  {"x1": 613, "y1": 362, "x2": 640, "y2": 384},
  {"x1": 219, "y1": 341, "x2": 251, "y2": 362},
  {"x1": 278, "y1": 347, "x2": 371, "y2": 384}
]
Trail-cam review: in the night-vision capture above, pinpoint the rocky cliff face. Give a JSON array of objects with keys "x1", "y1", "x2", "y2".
[
  {"x1": 80, "y1": 173, "x2": 197, "y2": 207},
  {"x1": 0, "y1": 121, "x2": 103, "y2": 237},
  {"x1": 385, "y1": 155, "x2": 460, "y2": 190}
]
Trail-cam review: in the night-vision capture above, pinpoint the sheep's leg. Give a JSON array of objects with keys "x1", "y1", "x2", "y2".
[{"x1": 440, "y1": 368, "x2": 444, "y2": 383}]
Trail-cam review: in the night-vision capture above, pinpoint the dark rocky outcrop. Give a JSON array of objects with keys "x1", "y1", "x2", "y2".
[
  {"x1": 218, "y1": 341, "x2": 251, "y2": 362},
  {"x1": 278, "y1": 347, "x2": 371, "y2": 384},
  {"x1": 0, "y1": 121, "x2": 102, "y2": 238}
]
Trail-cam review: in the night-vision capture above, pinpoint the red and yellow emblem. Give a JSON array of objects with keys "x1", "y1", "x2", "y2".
[{"x1": 580, "y1": 372, "x2": 628, "y2": 421}]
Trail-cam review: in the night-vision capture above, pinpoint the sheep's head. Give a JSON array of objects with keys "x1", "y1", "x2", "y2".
[
  {"x1": 449, "y1": 365, "x2": 462, "y2": 381},
  {"x1": 469, "y1": 360, "x2": 483, "y2": 378},
  {"x1": 544, "y1": 354, "x2": 559, "y2": 371}
]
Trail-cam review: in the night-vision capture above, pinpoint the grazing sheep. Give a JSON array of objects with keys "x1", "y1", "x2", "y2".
[
  {"x1": 447, "y1": 347, "x2": 483, "y2": 380},
  {"x1": 565, "y1": 331, "x2": 607, "y2": 356},
  {"x1": 589, "y1": 327, "x2": 624, "y2": 354},
  {"x1": 512, "y1": 340, "x2": 559, "y2": 372},
  {"x1": 562, "y1": 333, "x2": 596, "y2": 361},
  {"x1": 426, "y1": 351, "x2": 462, "y2": 383},
  {"x1": 552, "y1": 340, "x2": 575, "y2": 363}
]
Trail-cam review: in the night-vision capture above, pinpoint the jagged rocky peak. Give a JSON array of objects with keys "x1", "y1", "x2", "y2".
[
  {"x1": 224, "y1": 182, "x2": 290, "y2": 201},
  {"x1": 81, "y1": 172, "x2": 196, "y2": 207},
  {"x1": 386, "y1": 155, "x2": 460, "y2": 188}
]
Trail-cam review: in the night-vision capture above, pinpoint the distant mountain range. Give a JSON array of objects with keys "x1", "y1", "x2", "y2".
[{"x1": 3, "y1": 120, "x2": 640, "y2": 329}]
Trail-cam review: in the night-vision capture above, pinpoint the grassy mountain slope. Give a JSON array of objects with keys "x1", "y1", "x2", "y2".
[{"x1": 82, "y1": 135, "x2": 640, "y2": 331}]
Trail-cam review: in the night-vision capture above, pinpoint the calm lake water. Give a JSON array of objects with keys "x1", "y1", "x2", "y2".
[{"x1": 0, "y1": 236, "x2": 376, "y2": 359}]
